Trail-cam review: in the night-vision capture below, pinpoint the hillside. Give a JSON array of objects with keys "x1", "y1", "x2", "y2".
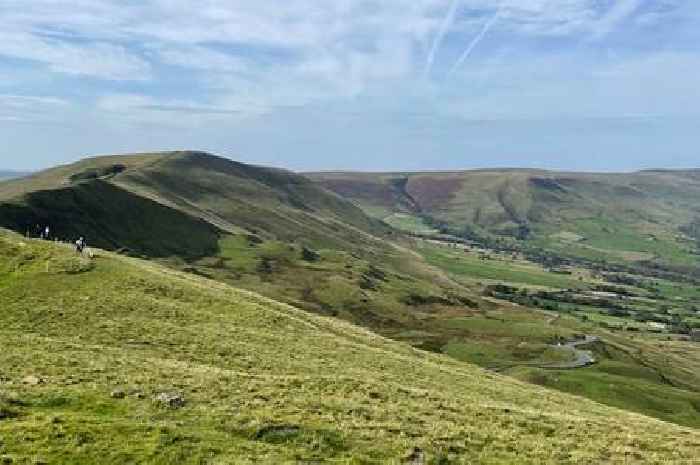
[
  {"x1": 0, "y1": 152, "x2": 389, "y2": 255},
  {"x1": 3, "y1": 155, "x2": 700, "y2": 430},
  {"x1": 309, "y1": 169, "x2": 700, "y2": 270},
  {"x1": 310, "y1": 169, "x2": 700, "y2": 428},
  {"x1": 0, "y1": 151, "x2": 480, "y2": 337},
  {"x1": 1, "y1": 229, "x2": 698, "y2": 464}
]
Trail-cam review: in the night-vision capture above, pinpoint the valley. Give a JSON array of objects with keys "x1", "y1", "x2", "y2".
[{"x1": 1, "y1": 152, "x2": 699, "y2": 463}]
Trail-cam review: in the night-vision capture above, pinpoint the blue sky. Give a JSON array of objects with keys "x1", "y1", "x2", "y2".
[{"x1": 1, "y1": 0, "x2": 699, "y2": 172}]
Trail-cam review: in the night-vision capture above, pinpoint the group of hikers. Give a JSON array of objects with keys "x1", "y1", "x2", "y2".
[{"x1": 29, "y1": 223, "x2": 88, "y2": 255}]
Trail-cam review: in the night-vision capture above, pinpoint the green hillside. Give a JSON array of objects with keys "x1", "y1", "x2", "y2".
[
  {"x1": 310, "y1": 169, "x2": 700, "y2": 428},
  {"x1": 0, "y1": 151, "x2": 478, "y2": 339},
  {"x1": 0, "y1": 152, "x2": 389, "y2": 254},
  {"x1": 1, "y1": 229, "x2": 698, "y2": 464},
  {"x1": 3, "y1": 155, "x2": 699, "y2": 431},
  {"x1": 309, "y1": 169, "x2": 700, "y2": 269}
]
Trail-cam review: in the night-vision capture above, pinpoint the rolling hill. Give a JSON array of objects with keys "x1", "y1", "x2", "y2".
[
  {"x1": 0, "y1": 151, "x2": 479, "y2": 333},
  {"x1": 1, "y1": 228, "x2": 698, "y2": 464},
  {"x1": 309, "y1": 169, "x2": 700, "y2": 270},
  {"x1": 3, "y1": 154, "x2": 699, "y2": 431},
  {"x1": 0, "y1": 152, "x2": 389, "y2": 256}
]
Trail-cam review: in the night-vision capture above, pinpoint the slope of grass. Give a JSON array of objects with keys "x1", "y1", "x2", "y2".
[
  {"x1": 420, "y1": 243, "x2": 582, "y2": 289},
  {"x1": 0, "y1": 150, "x2": 487, "y2": 351},
  {"x1": 1, "y1": 229, "x2": 699, "y2": 464}
]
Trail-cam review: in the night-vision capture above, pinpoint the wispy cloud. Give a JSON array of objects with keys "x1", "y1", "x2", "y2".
[
  {"x1": 0, "y1": 0, "x2": 697, "y2": 172},
  {"x1": 424, "y1": 0, "x2": 461, "y2": 77},
  {"x1": 0, "y1": 28, "x2": 150, "y2": 81},
  {"x1": 589, "y1": 0, "x2": 643, "y2": 40},
  {"x1": 448, "y1": 9, "x2": 501, "y2": 78}
]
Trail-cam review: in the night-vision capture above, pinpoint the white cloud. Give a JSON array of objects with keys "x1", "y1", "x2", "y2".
[
  {"x1": 0, "y1": 0, "x2": 694, "y2": 130},
  {"x1": 589, "y1": 0, "x2": 643, "y2": 39},
  {"x1": 424, "y1": 0, "x2": 461, "y2": 76},
  {"x1": 0, "y1": 30, "x2": 151, "y2": 80},
  {"x1": 152, "y1": 45, "x2": 248, "y2": 72},
  {"x1": 1, "y1": 0, "x2": 664, "y2": 86},
  {"x1": 96, "y1": 93, "x2": 252, "y2": 128},
  {"x1": 0, "y1": 94, "x2": 72, "y2": 124}
]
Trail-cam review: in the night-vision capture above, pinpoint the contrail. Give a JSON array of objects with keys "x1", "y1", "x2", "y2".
[
  {"x1": 424, "y1": 0, "x2": 461, "y2": 78},
  {"x1": 447, "y1": 9, "x2": 500, "y2": 78}
]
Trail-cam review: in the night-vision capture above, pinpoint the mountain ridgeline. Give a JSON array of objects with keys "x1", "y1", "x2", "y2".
[
  {"x1": 310, "y1": 169, "x2": 700, "y2": 271},
  {"x1": 0, "y1": 152, "x2": 387, "y2": 257}
]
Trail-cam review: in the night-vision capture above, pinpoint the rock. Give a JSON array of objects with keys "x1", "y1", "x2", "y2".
[
  {"x1": 154, "y1": 392, "x2": 185, "y2": 409},
  {"x1": 1, "y1": 456, "x2": 13, "y2": 464},
  {"x1": 404, "y1": 447, "x2": 425, "y2": 465},
  {"x1": 21, "y1": 376, "x2": 43, "y2": 386},
  {"x1": 110, "y1": 389, "x2": 126, "y2": 399},
  {"x1": 127, "y1": 388, "x2": 145, "y2": 399}
]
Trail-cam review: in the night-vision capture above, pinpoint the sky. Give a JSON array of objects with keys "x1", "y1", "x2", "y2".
[{"x1": 1, "y1": 0, "x2": 699, "y2": 172}]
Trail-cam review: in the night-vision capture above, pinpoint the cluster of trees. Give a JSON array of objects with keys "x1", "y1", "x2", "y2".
[{"x1": 484, "y1": 284, "x2": 697, "y2": 335}]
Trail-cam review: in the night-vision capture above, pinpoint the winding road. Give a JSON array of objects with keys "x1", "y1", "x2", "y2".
[{"x1": 541, "y1": 335, "x2": 599, "y2": 370}]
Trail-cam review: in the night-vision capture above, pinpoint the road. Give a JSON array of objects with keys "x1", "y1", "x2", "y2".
[{"x1": 541, "y1": 335, "x2": 599, "y2": 369}]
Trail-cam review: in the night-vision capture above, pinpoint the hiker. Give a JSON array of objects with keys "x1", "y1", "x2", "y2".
[
  {"x1": 44, "y1": 226, "x2": 50, "y2": 240},
  {"x1": 75, "y1": 237, "x2": 85, "y2": 254}
]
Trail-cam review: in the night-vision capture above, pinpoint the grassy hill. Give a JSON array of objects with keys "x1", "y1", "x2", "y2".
[
  {"x1": 3, "y1": 155, "x2": 699, "y2": 431},
  {"x1": 310, "y1": 169, "x2": 700, "y2": 428},
  {"x1": 0, "y1": 151, "x2": 479, "y2": 337},
  {"x1": 1, "y1": 229, "x2": 698, "y2": 464},
  {"x1": 309, "y1": 169, "x2": 700, "y2": 270},
  {"x1": 0, "y1": 152, "x2": 389, "y2": 255}
]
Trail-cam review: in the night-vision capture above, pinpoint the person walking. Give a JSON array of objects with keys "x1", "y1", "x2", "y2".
[{"x1": 75, "y1": 237, "x2": 85, "y2": 254}]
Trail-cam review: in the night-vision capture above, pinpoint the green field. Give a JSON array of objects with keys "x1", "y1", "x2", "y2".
[
  {"x1": 383, "y1": 213, "x2": 438, "y2": 235},
  {"x1": 420, "y1": 243, "x2": 583, "y2": 289},
  {"x1": 4, "y1": 231, "x2": 700, "y2": 463}
]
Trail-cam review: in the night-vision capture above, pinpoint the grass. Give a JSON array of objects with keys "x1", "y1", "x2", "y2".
[
  {"x1": 508, "y1": 365, "x2": 700, "y2": 429},
  {"x1": 382, "y1": 213, "x2": 438, "y2": 235},
  {"x1": 419, "y1": 243, "x2": 583, "y2": 289},
  {"x1": 187, "y1": 234, "x2": 477, "y2": 333},
  {"x1": 1, "y1": 229, "x2": 699, "y2": 464},
  {"x1": 3, "y1": 152, "x2": 700, "y2": 449},
  {"x1": 547, "y1": 218, "x2": 695, "y2": 265}
]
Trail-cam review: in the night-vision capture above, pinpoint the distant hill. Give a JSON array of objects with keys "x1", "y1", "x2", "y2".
[
  {"x1": 0, "y1": 170, "x2": 29, "y2": 180},
  {"x1": 309, "y1": 169, "x2": 700, "y2": 270},
  {"x1": 1, "y1": 228, "x2": 697, "y2": 464}
]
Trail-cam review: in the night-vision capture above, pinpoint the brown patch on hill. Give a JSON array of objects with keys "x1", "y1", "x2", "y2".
[
  {"x1": 405, "y1": 176, "x2": 464, "y2": 211},
  {"x1": 316, "y1": 179, "x2": 396, "y2": 207}
]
